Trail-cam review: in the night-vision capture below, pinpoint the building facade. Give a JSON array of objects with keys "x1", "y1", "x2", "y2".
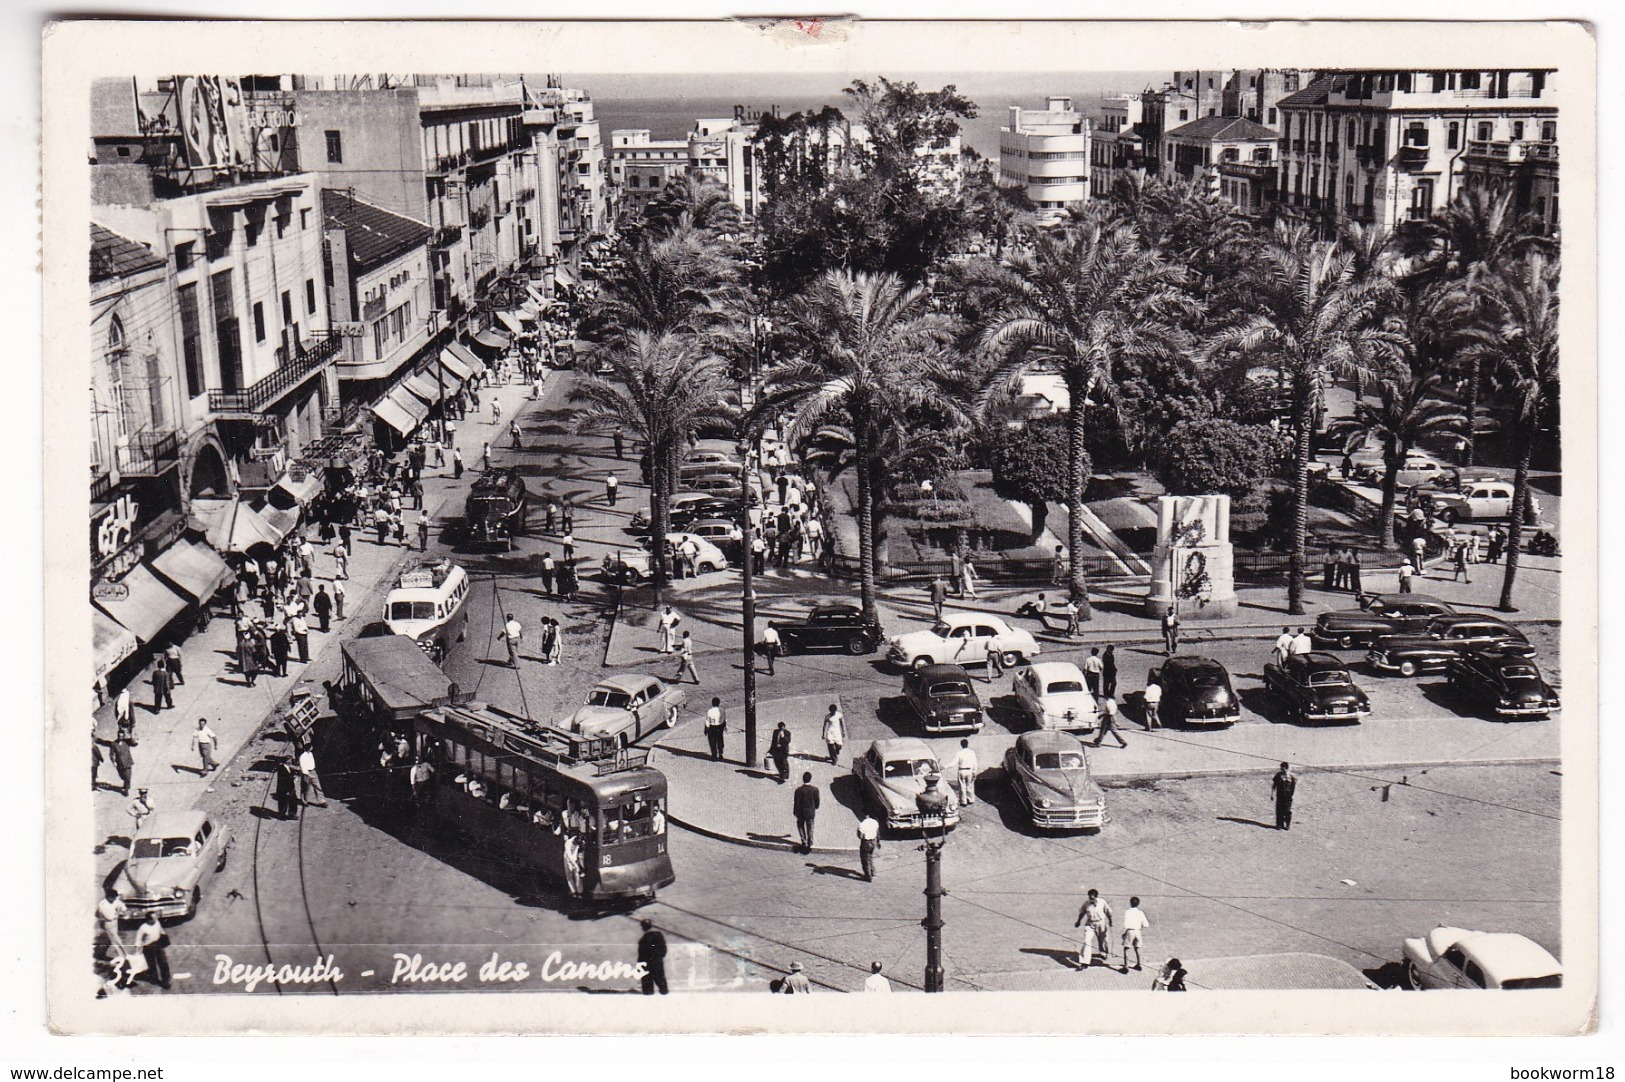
[
  {"x1": 1090, "y1": 94, "x2": 1150, "y2": 199},
  {"x1": 1163, "y1": 115, "x2": 1280, "y2": 212},
  {"x1": 998, "y1": 97, "x2": 1091, "y2": 221}
]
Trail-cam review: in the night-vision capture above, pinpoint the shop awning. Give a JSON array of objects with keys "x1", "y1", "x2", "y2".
[
  {"x1": 93, "y1": 609, "x2": 138, "y2": 680},
  {"x1": 438, "y1": 348, "x2": 474, "y2": 383},
  {"x1": 446, "y1": 341, "x2": 487, "y2": 376},
  {"x1": 267, "y1": 471, "x2": 324, "y2": 511},
  {"x1": 515, "y1": 302, "x2": 540, "y2": 322},
  {"x1": 261, "y1": 506, "x2": 300, "y2": 544},
  {"x1": 553, "y1": 264, "x2": 579, "y2": 288},
  {"x1": 525, "y1": 285, "x2": 552, "y2": 309},
  {"x1": 400, "y1": 370, "x2": 445, "y2": 405},
  {"x1": 190, "y1": 498, "x2": 285, "y2": 554},
  {"x1": 495, "y1": 310, "x2": 525, "y2": 336},
  {"x1": 150, "y1": 539, "x2": 237, "y2": 603},
  {"x1": 434, "y1": 360, "x2": 466, "y2": 396},
  {"x1": 93, "y1": 564, "x2": 188, "y2": 643},
  {"x1": 473, "y1": 327, "x2": 511, "y2": 350},
  {"x1": 371, "y1": 391, "x2": 430, "y2": 437}
]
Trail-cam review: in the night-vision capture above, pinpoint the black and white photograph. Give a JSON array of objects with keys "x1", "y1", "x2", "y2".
[{"x1": 38, "y1": 16, "x2": 1597, "y2": 1040}]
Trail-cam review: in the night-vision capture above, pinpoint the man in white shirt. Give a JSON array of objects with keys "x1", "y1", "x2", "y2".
[
  {"x1": 1141, "y1": 680, "x2": 1163, "y2": 730},
  {"x1": 504, "y1": 614, "x2": 523, "y2": 668},
  {"x1": 1120, "y1": 896, "x2": 1150, "y2": 972},
  {"x1": 856, "y1": 814, "x2": 881, "y2": 882},
  {"x1": 656, "y1": 606, "x2": 681, "y2": 654},
  {"x1": 1272, "y1": 627, "x2": 1294, "y2": 668},
  {"x1": 821, "y1": 704, "x2": 845, "y2": 764},
  {"x1": 704, "y1": 698, "x2": 727, "y2": 762},
  {"x1": 298, "y1": 746, "x2": 327, "y2": 806},
  {"x1": 863, "y1": 961, "x2": 892, "y2": 993},
  {"x1": 1289, "y1": 627, "x2": 1314, "y2": 655},
  {"x1": 760, "y1": 624, "x2": 782, "y2": 676},
  {"x1": 950, "y1": 738, "x2": 978, "y2": 806},
  {"x1": 190, "y1": 717, "x2": 219, "y2": 774}
]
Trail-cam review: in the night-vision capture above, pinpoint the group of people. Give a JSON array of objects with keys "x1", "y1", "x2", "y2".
[{"x1": 1319, "y1": 545, "x2": 1367, "y2": 593}]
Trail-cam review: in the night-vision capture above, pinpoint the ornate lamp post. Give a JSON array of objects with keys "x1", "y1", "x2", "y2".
[
  {"x1": 738, "y1": 315, "x2": 771, "y2": 768},
  {"x1": 916, "y1": 772, "x2": 949, "y2": 992}
]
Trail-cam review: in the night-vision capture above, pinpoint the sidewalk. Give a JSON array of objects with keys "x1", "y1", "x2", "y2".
[{"x1": 965, "y1": 952, "x2": 1377, "y2": 992}]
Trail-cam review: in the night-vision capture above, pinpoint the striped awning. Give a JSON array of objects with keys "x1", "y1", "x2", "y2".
[
  {"x1": 400, "y1": 370, "x2": 444, "y2": 405},
  {"x1": 495, "y1": 310, "x2": 525, "y2": 336},
  {"x1": 473, "y1": 327, "x2": 511, "y2": 350},
  {"x1": 446, "y1": 340, "x2": 487, "y2": 376},
  {"x1": 438, "y1": 348, "x2": 474, "y2": 383},
  {"x1": 93, "y1": 609, "x2": 138, "y2": 680},
  {"x1": 191, "y1": 498, "x2": 284, "y2": 555},
  {"x1": 150, "y1": 539, "x2": 236, "y2": 603},
  {"x1": 372, "y1": 391, "x2": 430, "y2": 437},
  {"x1": 93, "y1": 564, "x2": 188, "y2": 643}
]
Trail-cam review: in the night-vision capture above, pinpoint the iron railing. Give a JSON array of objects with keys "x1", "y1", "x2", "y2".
[
  {"x1": 117, "y1": 429, "x2": 181, "y2": 476},
  {"x1": 208, "y1": 335, "x2": 341, "y2": 414}
]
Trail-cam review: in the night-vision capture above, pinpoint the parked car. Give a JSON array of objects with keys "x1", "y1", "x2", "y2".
[
  {"x1": 1313, "y1": 594, "x2": 1458, "y2": 649},
  {"x1": 1393, "y1": 454, "x2": 1455, "y2": 490},
  {"x1": 1445, "y1": 647, "x2": 1561, "y2": 718},
  {"x1": 681, "y1": 449, "x2": 744, "y2": 474},
  {"x1": 1366, "y1": 616, "x2": 1533, "y2": 677},
  {"x1": 1315, "y1": 418, "x2": 1365, "y2": 455},
  {"x1": 600, "y1": 532, "x2": 728, "y2": 583},
  {"x1": 670, "y1": 495, "x2": 748, "y2": 529},
  {"x1": 112, "y1": 809, "x2": 233, "y2": 923},
  {"x1": 1262, "y1": 651, "x2": 1371, "y2": 723},
  {"x1": 680, "y1": 474, "x2": 749, "y2": 500},
  {"x1": 1427, "y1": 479, "x2": 1541, "y2": 525},
  {"x1": 770, "y1": 603, "x2": 884, "y2": 656},
  {"x1": 563, "y1": 674, "x2": 687, "y2": 746},
  {"x1": 851, "y1": 738, "x2": 961, "y2": 831},
  {"x1": 1402, "y1": 927, "x2": 1561, "y2": 990},
  {"x1": 1146, "y1": 656, "x2": 1241, "y2": 727},
  {"x1": 1010, "y1": 661, "x2": 1097, "y2": 732},
  {"x1": 887, "y1": 612, "x2": 1041, "y2": 671},
  {"x1": 901, "y1": 663, "x2": 985, "y2": 734},
  {"x1": 687, "y1": 518, "x2": 742, "y2": 562},
  {"x1": 1003, "y1": 731, "x2": 1108, "y2": 831}
]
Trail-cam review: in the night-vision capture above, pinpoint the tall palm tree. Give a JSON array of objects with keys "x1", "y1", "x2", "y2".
[
  {"x1": 643, "y1": 173, "x2": 745, "y2": 240},
  {"x1": 569, "y1": 330, "x2": 733, "y2": 600},
  {"x1": 1207, "y1": 228, "x2": 1402, "y2": 614},
  {"x1": 977, "y1": 216, "x2": 1194, "y2": 615},
  {"x1": 585, "y1": 227, "x2": 735, "y2": 344},
  {"x1": 764, "y1": 270, "x2": 957, "y2": 625},
  {"x1": 1458, "y1": 253, "x2": 1560, "y2": 612}
]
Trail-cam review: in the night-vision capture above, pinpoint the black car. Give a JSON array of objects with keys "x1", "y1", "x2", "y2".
[
  {"x1": 1262, "y1": 651, "x2": 1372, "y2": 724},
  {"x1": 901, "y1": 663, "x2": 985, "y2": 734},
  {"x1": 670, "y1": 496, "x2": 748, "y2": 529},
  {"x1": 463, "y1": 468, "x2": 529, "y2": 551},
  {"x1": 1366, "y1": 615, "x2": 1533, "y2": 677},
  {"x1": 1312, "y1": 593, "x2": 1457, "y2": 649},
  {"x1": 1446, "y1": 647, "x2": 1561, "y2": 719},
  {"x1": 1146, "y1": 656, "x2": 1241, "y2": 727},
  {"x1": 770, "y1": 604, "x2": 884, "y2": 656}
]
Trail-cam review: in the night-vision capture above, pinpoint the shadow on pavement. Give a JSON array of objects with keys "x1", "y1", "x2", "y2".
[
  {"x1": 808, "y1": 863, "x2": 865, "y2": 880},
  {"x1": 1216, "y1": 815, "x2": 1278, "y2": 830},
  {"x1": 1018, "y1": 946, "x2": 1083, "y2": 970}
]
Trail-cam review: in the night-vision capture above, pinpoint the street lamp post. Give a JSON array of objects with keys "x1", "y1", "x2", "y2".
[
  {"x1": 738, "y1": 317, "x2": 768, "y2": 768},
  {"x1": 916, "y1": 773, "x2": 949, "y2": 993}
]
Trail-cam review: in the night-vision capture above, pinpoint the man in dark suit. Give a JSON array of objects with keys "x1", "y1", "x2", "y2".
[
  {"x1": 768, "y1": 723, "x2": 792, "y2": 784},
  {"x1": 792, "y1": 772, "x2": 821, "y2": 853},
  {"x1": 1272, "y1": 762, "x2": 1297, "y2": 830},
  {"x1": 637, "y1": 919, "x2": 668, "y2": 995}
]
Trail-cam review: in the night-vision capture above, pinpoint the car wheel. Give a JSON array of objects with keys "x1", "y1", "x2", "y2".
[
  {"x1": 698, "y1": 562, "x2": 717, "y2": 574},
  {"x1": 1405, "y1": 962, "x2": 1425, "y2": 990},
  {"x1": 1439, "y1": 508, "x2": 1458, "y2": 525},
  {"x1": 845, "y1": 636, "x2": 867, "y2": 656},
  {"x1": 664, "y1": 706, "x2": 678, "y2": 729},
  {"x1": 912, "y1": 655, "x2": 934, "y2": 671},
  {"x1": 1398, "y1": 659, "x2": 1419, "y2": 677},
  {"x1": 215, "y1": 847, "x2": 228, "y2": 873},
  {"x1": 1338, "y1": 633, "x2": 1356, "y2": 649},
  {"x1": 1000, "y1": 650, "x2": 1022, "y2": 668}
]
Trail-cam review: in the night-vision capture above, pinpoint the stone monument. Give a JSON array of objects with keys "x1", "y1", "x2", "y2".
[{"x1": 1143, "y1": 494, "x2": 1238, "y2": 619}]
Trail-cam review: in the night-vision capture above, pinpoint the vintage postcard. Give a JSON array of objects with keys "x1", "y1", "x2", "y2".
[{"x1": 40, "y1": 18, "x2": 1597, "y2": 1035}]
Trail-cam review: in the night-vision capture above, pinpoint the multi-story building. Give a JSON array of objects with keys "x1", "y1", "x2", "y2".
[
  {"x1": 998, "y1": 97, "x2": 1091, "y2": 222},
  {"x1": 609, "y1": 117, "x2": 757, "y2": 216},
  {"x1": 1274, "y1": 69, "x2": 1559, "y2": 232},
  {"x1": 523, "y1": 81, "x2": 609, "y2": 285},
  {"x1": 1223, "y1": 69, "x2": 1317, "y2": 131},
  {"x1": 1090, "y1": 93, "x2": 1149, "y2": 198},
  {"x1": 1138, "y1": 70, "x2": 1232, "y2": 172},
  {"x1": 1459, "y1": 119, "x2": 1560, "y2": 237},
  {"x1": 1163, "y1": 115, "x2": 1280, "y2": 212}
]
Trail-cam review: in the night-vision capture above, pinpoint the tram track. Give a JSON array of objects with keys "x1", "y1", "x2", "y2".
[{"x1": 246, "y1": 766, "x2": 341, "y2": 995}]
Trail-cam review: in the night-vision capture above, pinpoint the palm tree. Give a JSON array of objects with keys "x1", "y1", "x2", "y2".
[
  {"x1": 977, "y1": 216, "x2": 1194, "y2": 616},
  {"x1": 1458, "y1": 253, "x2": 1560, "y2": 612},
  {"x1": 569, "y1": 330, "x2": 733, "y2": 600},
  {"x1": 1207, "y1": 227, "x2": 1402, "y2": 614},
  {"x1": 585, "y1": 227, "x2": 736, "y2": 344},
  {"x1": 642, "y1": 173, "x2": 744, "y2": 240},
  {"x1": 764, "y1": 270, "x2": 957, "y2": 625}
]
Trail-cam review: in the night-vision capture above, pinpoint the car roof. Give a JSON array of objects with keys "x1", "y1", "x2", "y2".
[
  {"x1": 812, "y1": 603, "x2": 862, "y2": 617},
  {"x1": 1296, "y1": 652, "x2": 1349, "y2": 671},
  {"x1": 944, "y1": 611, "x2": 1006, "y2": 626},
  {"x1": 1433, "y1": 614, "x2": 1514, "y2": 629},
  {"x1": 595, "y1": 674, "x2": 657, "y2": 694},
  {"x1": 691, "y1": 519, "x2": 736, "y2": 530},
  {"x1": 1015, "y1": 730, "x2": 1088, "y2": 755},
  {"x1": 1370, "y1": 593, "x2": 1448, "y2": 606},
  {"x1": 915, "y1": 663, "x2": 973, "y2": 681},
  {"x1": 870, "y1": 737, "x2": 936, "y2": 760},
  {"x1": 1027, "y1": 661, "x2": 1085, "y2": 680},
  {"x1": 1164, "y1": 656, "x2": 1225, "y2": 674},
  {"x1": 136, "y1": 809, "x2": 209, "y2": 837},
  {"x1": 1458, "y1": 932, "x2": 1562, "y2": 982}
]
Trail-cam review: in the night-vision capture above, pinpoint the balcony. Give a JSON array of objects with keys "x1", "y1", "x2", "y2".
[
  {"x1": 1465, "y1": 140, "x2": 1560, "y2": 166},
  {"x1": 117, "y1": 429, "x2": 181, "y2": 477},
  {"x1": 1356, "y1": 146, "x2": 1386, "y2": 167},
  {"x1": 428, "y1": 224, "x2": 463, "y2": 249},
  {"x1": 1308, "y1": 140, "x2": 1321, "y2": 155},
  {"x1": 90, "y1": 468, "x2": 115, "y2": 503},
  {"x1": 208, "y1": 335, "x2": 341, "y2": 417},
  {"x1": 1396, "y1": 145, "x2": 1432, "y2": 170}
]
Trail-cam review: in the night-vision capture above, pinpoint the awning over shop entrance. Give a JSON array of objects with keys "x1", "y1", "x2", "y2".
[
  {"x1": 438, "y1": 349, "x2": 474, "y2": 384},
  {"x1": 445, "y1": 341, "x2": 487, "y2": 376},
  {"x1": 267, "y1": 471, "x2": 323, "y2": 511},
  {"x1": 191, "y1": 498, "x2": 284, "y2": 554},
  {"x1": 515, "y1": 302, "x2": 541, "y2": 322},
  {"x1": 150, "y1": 538, "x2": 237, "y2": 603},
  {"x1": 495, "y1": 310, "x2": 526, "y2": 336},
  {"x1": 261, "y1": 505, "x2": 300, "y2": 543},
  {"x1": 524, "y1": 285, "x2": 552, "y2": 309},
  {"x1": 400, "y1": 370, "x2": 445, "y2": 406},
  {"x1": 93, "y1": 564, "x2": 188, "y2": 643},
  {"x1": 553, "y1": 263, "x2": 579, "y2": 289},
  {"x1": 93, "y1": 609, "x2": 138, "y2": 680},
  {"x1": 472, "y1": 327, "x2": 511, "y2": 350},
  {"x1": 371, "y1": 390, "x2": 430, "y2": 438}
]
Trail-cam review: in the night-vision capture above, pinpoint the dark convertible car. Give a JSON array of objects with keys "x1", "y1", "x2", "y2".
[
  {"x1": 1145, "y1": 656, "x2": 1241, "y2": 727},
  {"x1": 770, "y1": 604, "x2": 884, "y2": 656},
  {"x1": 1446, "y1": 647, "x2": 1560, "y2": 719},
  {"x1": 1312, "y1": 593, "x2": 1458, "y2": 649},
  {"x1": 1262, "y1": 652, "x2": 1371, "y2": 724},
  {"x1": 1366, "y1": 615, "x2": 1533, "y2": 677},
  {"x1": 901, "y1": 663, "x2": 985, "y2": 734}
]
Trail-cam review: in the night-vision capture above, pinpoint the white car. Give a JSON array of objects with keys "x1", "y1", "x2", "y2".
[
  {"x1": 1429, "y1": 480, "x2": 1540, "y2": 525},
  {"x1": 1011, "y1": 662, "x2": 1098, "y2": 732},
  {"x1": 1402, "y1": 927, "x2": 1561, "y2": 990},
  {"x1": 887, "y1": 612, "x2": 1041, "y2": 671},
  {"x1": 601, "y1": 532, "x2": 727, "y2": 582}
]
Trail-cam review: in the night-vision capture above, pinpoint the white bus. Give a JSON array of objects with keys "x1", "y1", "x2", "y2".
[{"x1": 383, "y1": 559, "x2": 471, "y2": 662}]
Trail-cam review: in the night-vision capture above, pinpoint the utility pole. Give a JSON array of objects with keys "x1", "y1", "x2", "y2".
[
  {"x1": 739, "y1": 318, "x2": 763, "y2": 768},
  {"x1": 917, "y1": 775, "x2": 949, "y2": 993}
]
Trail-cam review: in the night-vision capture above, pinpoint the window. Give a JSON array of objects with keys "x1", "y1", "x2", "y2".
[
  {"x1": 305, "y1": 278, "x2": 317, "y2": 315},
  {"x1": 300, "y1": 208, "x2": 311, "y2": 230},
  {"x1": 1512, "y1": 120, "x2": 1525, "y2": 140},
  {"x1": 1178, "y1": 109, "x2": 1189, "y2": 121},
  {"x1": 1347, "y1": 120, "x2": 1357, "y2": 148},
  {"x1": 252, "y1": 302, "x2": 266, "y2": 342},
  {"x1": 1476, "y1": 121, "x2": 1493, "y2": 141},
  {"x1": 325, "y1": 130, "x2": 343, "y2": 163},
  {"x1": 1540, "y1": 120, "x2": 1556, "y2": 142},
  {"x1": 1461, "y1": 72, "x2": 1481, "y2": 90},
  {"x1": 1405, "y1": 123, "x2": 1429, "y2": 147},
  {"x1": 281, "y1": 290, "x2": 292, "y2": 327},
  {"x1": 174, "y1": 241, "x2": 195, "y2": 273},
  {"x1": 373, "y1": 320, "x2": 387, "y2": 359},
  {"x1": 1268, "y1": 107, "x2": 1277, "y2": 126},
  {"x1": 177, "y1": 283, "x2": 204, "y2": 398},
  {"x1": 1410, "y1": 178, "x2": 1435, "y2": 220},
  {"x1": 106, "y1": 314, "x2": 125, "y2": 354},
  {"x1": 1448, "y1": 122, "x2": 1460, "y2": 149}
]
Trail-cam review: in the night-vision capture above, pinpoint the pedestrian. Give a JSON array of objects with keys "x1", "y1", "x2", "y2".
[
  {"x1": 1467, "y1": 530, "x2": 1482, "y2": 565},
  {"x1": 537, "y1": 552, "x2": 556, "y2": 596},
  {"x1": 704, "y1": 698, "x2": 727, "y2": 762},
  {"x1": 1411, "y1": 534, "x2": 1428, "y2": 573},
  {"x1": 332, "y1": 541, "x2": 348, "y2": 581},
  {"x1": 768, "y1": 721, "x2": 792, "y2": 783},
  {"x1": 1272, "y1": 627, "x2": 1293, "y2": 668},
  {"x1": 1161, "y1": 609, "x2": 1180, "y2": 656},
  {"x1": 1101, "y1": 644, "x2": 1117, "y2": 700},
  {"x1": 417, "y1": 511, "x2": 430, "y2": 552},
  {"x1": 191, "y1": 717, "x2": 219, "y2": 774},
  {"x1": 290, "y1": 613, "x2": 310, "y2": 663},
  {"x1": 1322, "y1": 545, "x2": 1337, "y2": 591},
  {"x1": 510, "y1": 420, "x2": 522, "y2": 449},
  {"x1": 1064, "y1": 595, "x2": 1081, "y2": 638},
  {"x1": 1453, "y1": 540, "x2": 1471, "y2": 583},
  {"x1": 561, "y1": 530, "x2": 575, "y2": 562},
  {"x1": 1152, "y1": 958, "x2": 1188, "y2": 991},
  {"x1": 133, "y1": 913, "x2": 171, "y2": 990},
  {"x1": 241, "y1": 556, "x2": 260, "y2": 595},
  {"x1": 1289, "y1": 627, "x2": 1313, "y2": 655},
  {"x1": 1348, "y1": 547, "x2": 1364, "y2": 594},
  {"x1": 312, "y1": 585, "x2": 333, "y2": 633},
  {"x1": 127, "y1": 788, "x2": 154, "y2": 833},
  {"x1": 805, "y1": 517, "x2": 823, "y2": 562},
  {"x1": 656, "y1": 606, "x2": 681, "y2": 653},
  {"x1": 273, "y1": 759, "x2": 300, "y2": 819},
  {"x1": 1272, "y1": 761, "x2": 1296, "y2": 830},
  {"x1": 1488, "y1": 526, "x2": 1505, "y2": 564},
  {"x1": 950, "y1": 738, "x2": 978, "y2": 806},
  {"x1": 164, "y1": 642, "x2": 184, "y2": 687},
  {"x1": 149, "y1": 663, "x2": 174, "y2": 712},
  {"x1": 675, "y1": 631, "x2": 699, "y2": 685},
  {"x1": 110, "y1": 735, "x2": 134, "y2": 797},
  {"x1": 332, "y1": 578, "x2": 346, "y2": 622},
  {"x1": 760, "y1": 623, "x2": 781, "y2": 675},
  {"x1": 298, "y1": 744, "x2": 327, "y2": 807},
  {"x1": 295, "y1": 569, "x2": 316, "y2": 608},
  {"x1": 750, "y1": 535, "x2": 767, "y2": 575},
  {"x1": 679, "y1": 537, "x2": 699, "y2": 578},
  {"x1": 338, "y1": 524, "x2": 353, "y2": 557},
  {"x1": 949, "y1": 551, "x2": 964, "y2": 597},
  {"x1": 1073, "y1": 888, "x2": 1115, "y2": 969},
  {"x1": 558, "y1": 560, "x2": 579, "y2": 601},
  {"x1": 986, "y1": 641, "x2": 1005, "y2": 682},
  {"x1": 114, "y1": 685, "x2": 133, "y2": 733},
  {"x1": 856, "y1": 813, "x2": 881, "y2": 882},
  {"x1": 92, "y1": 730, "x2": 105, "y2": 789},
  {"x1": 929, "y1": 575, "x2": 947, "y2": 621},
  {"x1": 374, "y1": 505, "x2": 391, "y2": 546},
  {"x1": 1120, "y1": 896, "x2": 1149, "y2": 972},
  {"x1": 613, "y1": 426, "x2": 625, "y2": 459},
  {"x1": 266, "y1": 625, "x2": 288, "y2": 678},
  {"x1": 452, "y1": 447, "x2": 464, "y2": 479},
  {"x1": 1141, "y1": 678, "x2": 1162, "y2": 730},
  {"x1": 544, "y1": 499, "x2": 558, "y2": 534},
  {"x1": 1052, "y1": 544, "x2": 1067, "y2": 585},
  {"x1": 1082, "y1": 648, "x2": 1103, "y2": 697},
  {"x1": 97, "y1": 887, "x2": 128, "y2": 959},
  {"x1": 561, "y1": 499, "x2": 574, "y2": 533},
  {"x1": 637, "y1": 919, "x2": 669, "y2": 996},
  {"x1": 961, "y1": 556, "x2": 979, "y2": 600},
  {"x1": 1398, "y1": 560, "x2": 1415, "y2": 594},
  {"x1": 605, "y1": 472, "x2": 619, "y2": 506},
  {"x1": 504, "y1": 613, "x2": 523, "y2": 668},
  {"x1": 863, "y1": 961, "x2": 892, "y2": 993},
  {"x1": 821, "y1": 704, "x2": 844, "y2": 764},
  {"x1": 779, "y1": 961, "x2": 811, "y2": 995},
  {"x1": 491, "y1": 398, "x2": 502, "y2": 426},
  {"x1": 1092, "y1": 697, "x2": 1127, "y2": 747},
  {"x1": 793, "y1": 771, "x2": 820, "y2": 852}
]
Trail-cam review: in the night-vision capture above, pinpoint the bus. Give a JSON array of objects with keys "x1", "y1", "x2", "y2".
[
  {"x1": 383, "y1": 558, "x2": 470, "y2": 662},
  {"x1": 412, "y1": 703, "x2": 674, "y2": 904}
]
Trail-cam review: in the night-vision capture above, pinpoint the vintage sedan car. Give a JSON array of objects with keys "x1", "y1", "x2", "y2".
[
  {"x1": 1010, "y1": 661, "x2": 1097, "y2": 732},
  {"x1": 1146, "y1": 656, "x2": 1241, "y2": 727},
  {"x1": 901, "y1": 663, "x2": 985, "y2": 734},
  {"x1": 771, "y1": 603, "x2": 884, "y2": 656},
  {"x1": 1367, "y1": 615, "x2": 1533, "y2": 677},
  {"x1": 1402, "y1": 927, "x2": 1562, "y2": 990},
  {"x1": 564, "y1": 674, "x2": 687, "y2": 746},
  {"x1": 852, "y1": 738, "x2": 961, "y2": 831},
  {"x1": 669, "y1": 495, "x2": 749, "y2": 529},
  {"x1": 1428, "y1": 479, "x2": 1540, "y2": 525},
  {"x1": 112, "y1": 809, "x2": 232, "y2": 922},
  {"x1": 1003, "y1": 731, "x2": 1108, "y2": 831},
  {"x1": 688, "y1": 518, "x2": 742, "y2": 562},
  {"x1": 1445, "y1": 647, "x2": 1561, "y2": 718},
  {"x1": 887, "y1": 612, "x2": 1041, "y2": 671},
  {"x1": 1313, "y1": 593, "x2": 1458, "y2": 649},
  {"x1": 1262, "y1": 651, "x2": 1371, "y2": 724},
  {"x1": 599, "y1": 532, "x2": 729, "y2": 583}
]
